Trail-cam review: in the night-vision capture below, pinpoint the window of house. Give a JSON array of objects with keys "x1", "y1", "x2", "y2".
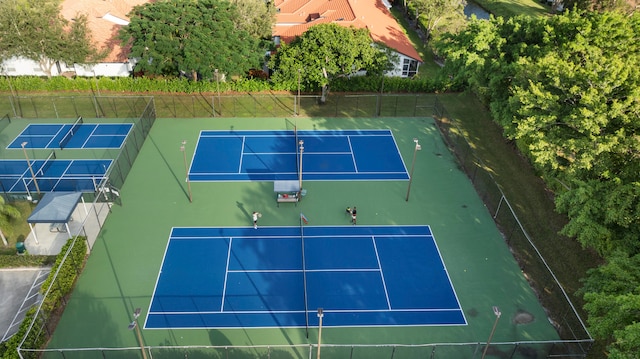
[{"x1": 402, "y1": 58, "x2": 418, "y2": 77}]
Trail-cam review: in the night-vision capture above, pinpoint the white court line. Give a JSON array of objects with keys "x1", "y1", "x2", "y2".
[
  {"x1": 237, "y1": 137, "x2": 246, "y2": 174},
  {"x1": 226, "y1": 268, "x2": 379, "y2": 273},
  {"x1": 150, "y1": 309, "x2": 307, "y2": 315},
  {"x1": 45, "y1": 125, "x2": 67, "y2": 149},
  {"x1": 80, "y1": 124, "x2": 99, "y2": 148},
  {"x1": 144, "y1": 229, "x2": 176, "y2": 329},
  {"x1": 220, "y1": 237, "x2": 233, "y2": 312},
  {"x1": 372, "y1": 235, "x2": 392, "y2": 310},
  {"x1": 347, "y1": 136, "x2": 358, "y2": 172}
]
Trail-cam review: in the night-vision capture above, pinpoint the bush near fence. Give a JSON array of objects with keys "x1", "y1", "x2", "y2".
[{"x1": 0, "y1": 74, "x2": 459, "y2": 96}]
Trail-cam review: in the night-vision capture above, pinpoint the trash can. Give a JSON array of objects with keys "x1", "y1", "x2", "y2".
[{"x1": 16, "y1": 241, "x2": 26, "y2": 255}]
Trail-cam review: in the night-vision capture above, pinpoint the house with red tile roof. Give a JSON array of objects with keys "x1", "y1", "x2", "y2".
[
  {"x1": 2, "y1": 0, "x2": 421, "y2": 78},
  {"x1": 1, "y1": 0, "x2": 147, "y2": 77},
  {"x1": 274, "y1": 0, "x2": 423, "y2": 77}
]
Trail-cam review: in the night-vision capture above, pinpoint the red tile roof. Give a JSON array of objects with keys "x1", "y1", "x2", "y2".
[
  {"x1": 60, "y1": 0, "x2": 149, "y2": 62},
  {"x1": 274, "y1": 0, "x2": 422, "y2": 62}
]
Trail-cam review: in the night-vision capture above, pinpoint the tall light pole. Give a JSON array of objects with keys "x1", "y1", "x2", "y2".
[
  {"x1": 128, "y1": 308, "x2": 148, "y2": 359},
  {"x1": 180, "y1": 140, "x2": 192, "y2": 203},
  {"x1": 21, "y1": 142, "x2": 40, "y2": 194},
  {"x1": 316, "y1": 308, "x2": 324, "y2": 359},
  {"x1": 481, "y1": 306, "x2": 502, "y2": 359},
  {"x1": 297, "y1": 68, "x2": 301, "y2": 116},
  {"x1": 298, "y1": 139, "x2": 304, "y2": 192},
  {"x1": 405, "y1": 138, "x2": 421, "y2": 201},
  {"x1": 214, "y1": 69, "x2": 221, "y2": 115}
]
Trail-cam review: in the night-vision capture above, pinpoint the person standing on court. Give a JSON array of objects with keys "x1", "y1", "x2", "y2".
[
  {"x1": 351, "y1": 207, "x2": 357, "y2": 225},
  {"x1": 252, "y1": 211, "x2": 261, "y2": 229}
]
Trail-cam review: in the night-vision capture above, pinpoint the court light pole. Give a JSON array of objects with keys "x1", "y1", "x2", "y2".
[
  {"x1": 21, "y1": 142, "x2": 40, "y2": 194},
  {"x1": 298, "y1": 139, "x2": 304, "y2": 192},
  {"x1": 481, "y1": 306, "x2": 502, "y2": 359},
  {"x1": 214, "y1": 69, "x2": 221, "y2": 115},
  {"x1": 405, "y1": 138, "x2": 421, "y2": 201},
  {"x1": 180, "y1": 140, "x2": 193, "y2": 203},
  {"x1": 128, "y1": 308, "x2": 148, "y2": 359},
  {"x1": 316, "y1": 308, "x2": 324, "y2": 359},
  {"x1": 297, "y1": 68, "x2": 301, "y2": 116}
]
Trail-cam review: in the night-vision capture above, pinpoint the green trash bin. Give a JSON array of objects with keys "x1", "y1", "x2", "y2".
[{"x1": 16, "y1": 241, "x2": 26, "y2": 255}]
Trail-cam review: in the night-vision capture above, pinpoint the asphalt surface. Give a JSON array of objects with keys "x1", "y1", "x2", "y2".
[{"x1": 0, "y1": 268, "x2": 50, "y2": 343}]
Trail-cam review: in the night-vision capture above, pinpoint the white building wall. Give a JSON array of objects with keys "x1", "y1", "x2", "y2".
[{"x1": 1, "y1": 56, "x2": 132, "y2": 77}]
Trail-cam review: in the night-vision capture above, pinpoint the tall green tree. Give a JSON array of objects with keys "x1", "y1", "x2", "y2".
[
  {"x1": 0, "y1": 0, "x2": 105, "y2": 77},
  {"x1": 409, "y1": 0, "x2": 467, "y2": 41},
  {"x1": 229, "y1": 0, "x2": 277, "y2": 40},
  {"x1": 580, "y1": 252, "x2": 640, "y2": 356},
  {"x1": 436, "y1": 11, "x2": 640, "y2": 258},
  {"x1": 269, "y1": 24, "x2": 394, "y2": 91},
  {"x1": 120, "y1": 0, "x2": 262, "y2": 80}
]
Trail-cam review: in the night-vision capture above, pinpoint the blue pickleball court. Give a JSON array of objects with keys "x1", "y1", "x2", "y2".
[
  {"x1": 188, "y1": 130, "x2": 409, "y2": 181},
  {"x1": 0, "y1": 159, "x2": 112, "y2": 193},
  {"x1": 146, "y1": 225, "x2": 466, "y2": 329},
  {"x1": 8, "y1": 123, "x2": 133, "y2": 149}
]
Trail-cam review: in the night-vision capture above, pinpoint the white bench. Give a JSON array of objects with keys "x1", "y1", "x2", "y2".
[{"x1": 276, "y1": 193, "x2": 299, "y2": 206}]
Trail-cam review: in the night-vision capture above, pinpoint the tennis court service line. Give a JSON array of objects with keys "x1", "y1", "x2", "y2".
[
  {"x1": 371, "y1": 235, "x2": 392, "y2": 310},
  {"x1": 220, "y1": 237, "x2": 233, "y2": 312},
  {"x1": 237, "y1": 137, "x2": 246, "y2": 174}
]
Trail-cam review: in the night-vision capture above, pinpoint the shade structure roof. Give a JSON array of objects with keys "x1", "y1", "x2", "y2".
[{"x1": 27, "y1": 192, "x2": 83, "y2": 224}]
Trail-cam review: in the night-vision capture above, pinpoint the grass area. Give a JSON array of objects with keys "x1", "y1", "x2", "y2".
[
  {"x1": 2, "y1": 200, "x2": 35, "y2": 246},
  {"x1": 475, "y1": 0, "x2": 552, "y2": 18},
  {"x1": 389, "y1": 7, "x2": 442, "y2": 79},
  {"x1": 0, "y1": 200, "x2": 57, "y2": 267}
]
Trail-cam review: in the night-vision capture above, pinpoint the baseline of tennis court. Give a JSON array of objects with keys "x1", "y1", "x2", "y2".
[
  {"x1": 7, "y1": 123, "x2": 133, "y2": 150},
  {"x1": 0, "y1": 159, "x2": 112, "y2": 193},
  {"x1": 188, "y1": 129, "x2": 409, "y2": 181},
  {"x1": 145, "y1": 225, "x2": 465, "y2": 329}
]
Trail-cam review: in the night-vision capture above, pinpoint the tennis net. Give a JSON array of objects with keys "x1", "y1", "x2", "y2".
[
  {"x1": 36, "y1": 150, "x2": 57, "y2": 177},
  {"x1": 300, "y1": 213, "x2": 309, "y2": 337},
  {"x1": 59, "y1": 116, "x2": 84, "y2": 149}
]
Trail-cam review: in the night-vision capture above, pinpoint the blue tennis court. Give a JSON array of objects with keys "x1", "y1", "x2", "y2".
[
  {"x1": 8, "y1": 123, "x2": 133, "y2": 149},
  {"x1": 0, "y1": 159, "x2": 112, "y2": 193},
  {"x1": 146, "y1": 225, "x2": 465, "y2": 329},
  {"x1": 189, "y1": 130, "x2": 409, "y2": 181}
]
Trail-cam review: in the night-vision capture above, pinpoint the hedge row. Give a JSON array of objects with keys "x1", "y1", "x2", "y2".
[
  {"x1": 0, "y1": 237, "x2": 87, "y2": 359},
  {"x1": 0, "y1": 251, "x2": 56, "y2": 267},
  {"x1": 0, "y1": 73, "x2": 458, "y2": 95}
]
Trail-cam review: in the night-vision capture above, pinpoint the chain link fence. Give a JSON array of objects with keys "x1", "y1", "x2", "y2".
[
  {"x1": 0, "y1": 93, "x2": 437, "y2": 119},
  {"x1": 0, "y1": 94, "x2": 593, "y2": 358}
]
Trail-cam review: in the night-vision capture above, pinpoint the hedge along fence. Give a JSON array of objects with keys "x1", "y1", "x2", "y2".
[
  {"x1": 0, "y1": 73, "x2": 458, "y2": 95},
  {"x1": 0, "y1": 237, "x2": 87, "y2": 359}
]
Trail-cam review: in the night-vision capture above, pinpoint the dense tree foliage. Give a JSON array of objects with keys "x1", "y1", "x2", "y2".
[
  {"x1": 409, "y1": 0, "x2": 467, "y2": 40},
  {"x1": 0, "y1": 0, "x2": 105, "y2": 77},
  {"x1": 436, "y1": 11, "x2": 640, "y2": 255},
  {"x1": 229, "y1": 0, "x2": 277, "y2": 40},
  {"x1": 436, "y1": 10, "x2": 640, "y2": 356},
  {"x1": 120, "y1": 0, "x2": 263, "y2": 80},
  {"x1": 268, "y1": 24, "x2": 394, "y2": 91},
  {"x1": 579, "y1": 253, "x2": 640, "y2": 357}
]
